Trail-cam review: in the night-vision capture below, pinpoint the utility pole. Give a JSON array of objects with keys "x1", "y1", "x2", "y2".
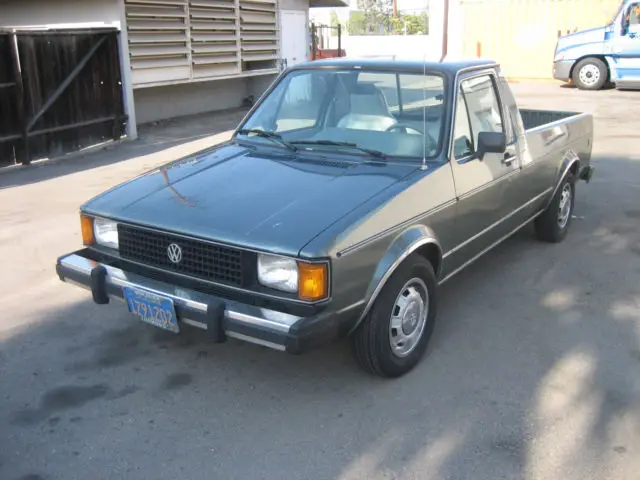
[{"x1": 440, "y1": 0, "x2": 449, "y2": 62}]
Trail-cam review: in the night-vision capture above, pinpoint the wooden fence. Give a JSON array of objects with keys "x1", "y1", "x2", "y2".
[{"x1": 0, "y1": 28, "x2": 127, "y2": 167}]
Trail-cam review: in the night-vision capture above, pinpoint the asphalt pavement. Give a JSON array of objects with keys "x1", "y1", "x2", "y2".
[{"x1": 0, "y1": 83, "x2": 639, "y2": 480}]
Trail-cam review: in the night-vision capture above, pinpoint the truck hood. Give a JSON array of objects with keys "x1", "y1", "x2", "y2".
[
  {"x1": 556, "y1": 26, "x2": 607, "y2": 59},
  {"x1": 83, "y1": 143, "x2": 415, "y2": 257}
]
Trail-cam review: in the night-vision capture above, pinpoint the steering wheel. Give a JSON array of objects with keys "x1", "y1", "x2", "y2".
[{"x1": 386, "y1": 123, "x2": 437, "y2": 148}]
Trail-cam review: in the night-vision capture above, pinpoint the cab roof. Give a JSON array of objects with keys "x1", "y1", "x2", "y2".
[{"x1": 292, "y1": 57, "x2": 499, "y2": 75}]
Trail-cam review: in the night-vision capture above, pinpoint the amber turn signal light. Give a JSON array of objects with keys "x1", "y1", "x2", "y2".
[
  {"x1": 298, "y1": 262, "x2": 328, "y2": 301},
  {"x1": 80, "y1": 214, "x2": 94, "y2": 245}
]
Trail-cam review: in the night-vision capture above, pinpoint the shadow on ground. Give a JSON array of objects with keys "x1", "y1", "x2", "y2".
[
  {"x1": 0, "y1": 153, "x2": 639, "y2": 480},
  {"x1": 0, "y1": 109, "x2": 247, "y2": 190}
]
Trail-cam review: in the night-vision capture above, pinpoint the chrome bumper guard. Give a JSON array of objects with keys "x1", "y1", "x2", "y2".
[{"x1": 56, "y1": 253, "x2": 304, "y2": 352}]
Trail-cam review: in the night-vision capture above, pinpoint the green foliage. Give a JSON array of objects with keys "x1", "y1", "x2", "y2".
[
  {"x1": 346, "y1": 2, "x2": 429, "y2": 36},
  {"x1": 347, "y1": 10, "x2": 367, "y2": 35},
  {"x1": 402, "y1": 12, "x2": 429, "y2": 35}
]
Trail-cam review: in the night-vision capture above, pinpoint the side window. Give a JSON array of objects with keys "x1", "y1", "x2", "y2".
[
  {"x1": 460, "y1": 75, "x2": 504, "y2": 149},
  {"x1": 453, "y1": 92, "x2": 473, "y2": 159},
  {"x1": 626, "y1": 3, "x2": 640, "y2": 26},
  {"x1": 496, "y1": 75, "x2": 518, "y2": 143}
]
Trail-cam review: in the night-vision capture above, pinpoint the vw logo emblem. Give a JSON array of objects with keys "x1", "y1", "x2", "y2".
[{"x1": 167, "y1": 243, "x2": 183, "y2": 264}]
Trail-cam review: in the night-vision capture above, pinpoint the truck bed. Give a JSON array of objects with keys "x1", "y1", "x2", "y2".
[
  {"x1": 519, "y1": 109, "x2": 581, "y2": 130},
  {"x1": 520, "y1": 108, "x2": 580, "y2": 130}
]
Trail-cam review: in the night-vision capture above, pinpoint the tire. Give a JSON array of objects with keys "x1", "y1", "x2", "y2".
[
  {"x1": 352, "y1": 255, "x2": 437, "y2": 378},
  {"x1": 534, "y1": 173, "x2": 575, "y2": 243},
  {"x1": 572, "y1": 58, "x2": 608, "y2": 91}
]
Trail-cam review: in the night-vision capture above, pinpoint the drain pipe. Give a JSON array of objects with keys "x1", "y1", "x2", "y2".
[{"x1": 440, "y1": 0, "x2": 449, "y2": 62}]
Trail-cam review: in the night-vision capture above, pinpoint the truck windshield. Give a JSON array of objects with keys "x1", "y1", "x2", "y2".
[{"x1": 237, "y1": 68, "x2": 446, "y2": 160}]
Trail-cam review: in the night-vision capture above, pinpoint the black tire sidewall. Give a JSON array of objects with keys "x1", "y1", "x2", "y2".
[
  {"x1": 365, "y1": 256, "x2": 437, "y2": 377},
  {"x1": 573, "y1": 58, "x2": 607, "y2": 90}
]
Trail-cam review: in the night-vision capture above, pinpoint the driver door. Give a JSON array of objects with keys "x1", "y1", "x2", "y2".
[
  {"x1": 447, "y1": 71, "x2": 520, "y2": 271},
  {"x1": 610, "y1": 2, "x2": 640, "y2": 86}
]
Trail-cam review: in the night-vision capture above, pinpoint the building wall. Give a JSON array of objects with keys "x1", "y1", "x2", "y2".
[
  {"x1": 0, "y1": 0, "x2": 296, "y2": 128},
  {"x1": 321, "y1": 34, "x2": 437, "y2": 59},
  {"x1": 0, "y1": 0, "x2": 121, "y2": 28},
  {"x1": 458, "y1": 0, "x2": 621, "y2": 79},
  {"x1": 133, "y1": 74, "x2": 277, "y2": 124}
]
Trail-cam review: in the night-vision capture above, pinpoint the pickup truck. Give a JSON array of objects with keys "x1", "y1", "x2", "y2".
[{"x1": 56, "y1": 58, "x2": 595, "y2": 378}]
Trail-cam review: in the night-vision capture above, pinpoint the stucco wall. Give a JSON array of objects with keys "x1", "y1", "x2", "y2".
[
  {"x1": 322, "y1": 35, "x2": 437, "y2": 60},
  {"x1": 280, "y1": 0, "x2": 308, "y2": 11},
  {"x1": 133, "y1": 74, "x2": 278, "y2": 124},
  {"x1": 0, "y1": 0, "x2": 121, "y2": 28}
]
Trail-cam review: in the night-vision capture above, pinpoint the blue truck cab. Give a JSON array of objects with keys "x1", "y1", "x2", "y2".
[{"x1": 553, "y1": 0, "x2": 640, "y2": 90}]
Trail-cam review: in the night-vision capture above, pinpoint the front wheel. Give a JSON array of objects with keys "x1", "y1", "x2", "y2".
[
  {"x1": 351, "y1": 255, "x2": 437, "y2": 378},
  {"x1": 572, "y1": 58, "x2": 608, "y2": 90},
  {"x1": 534, "y1": 174, "x2": 575, "y2": 243}
]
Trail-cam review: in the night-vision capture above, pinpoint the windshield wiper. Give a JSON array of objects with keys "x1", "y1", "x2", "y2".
[
  {"x1": 290, "y1": 140, "x2": 386, "y2": 159},
  {"x1": 236, "y1": 128, "x2": 297, "y2": 152}
]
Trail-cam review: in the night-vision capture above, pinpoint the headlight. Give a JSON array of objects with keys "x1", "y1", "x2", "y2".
[
  {"x1": 257, "y1": 253, "x2": 329, "y2": 301},
  {"x1": 93, "y1": 217, "x2": 119, "y2": 249},
  {"x1": 257, "y1": 253, "x2": 298, "y2": 293}
]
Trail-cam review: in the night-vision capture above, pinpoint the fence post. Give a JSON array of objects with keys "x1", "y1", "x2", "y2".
[
  {"x1": 311, "y1": 23, "x2": 317, "y2": 60},
  {"x1": 9, "y1": 33, "x2": 29, "y2": 165},
  {"x1": 337, "y1": 24, "x2": 342, "y2": 57}
]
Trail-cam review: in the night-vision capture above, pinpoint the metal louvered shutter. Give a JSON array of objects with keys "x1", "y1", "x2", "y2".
[
  {"x1": 125, "y1": 0, "x2": 279, "y2": 86},
  {"x1": 190, "y1": 0, "x2": 241, "y2": 77},
  {"x1": 239, "y1": 0, "x2": 278, "y2": 70},
  {"x1": 126, "y1": 0, "x2": 190, "y2": 85}
]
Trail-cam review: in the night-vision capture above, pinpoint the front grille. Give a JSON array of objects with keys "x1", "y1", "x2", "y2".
[{"x1": 118, "y1": 224, "x2": 246, "y2": 286}]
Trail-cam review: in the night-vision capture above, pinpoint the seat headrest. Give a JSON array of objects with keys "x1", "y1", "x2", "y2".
[{"x1": 350, "y1": 83, "x2": 380, "y2": 95}]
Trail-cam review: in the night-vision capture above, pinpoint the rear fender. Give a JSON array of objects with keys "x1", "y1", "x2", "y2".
[
  {"x1": 348, "y1": 225, "x2": 442, "y2": 334},
  {"x1": 545, "y1": 150, "x2": 580, "y2": 208}
]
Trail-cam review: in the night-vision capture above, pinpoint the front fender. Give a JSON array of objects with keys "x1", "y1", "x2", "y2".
[{"x1": 348, "y1": 224, "x2": 442, "y2": 334}]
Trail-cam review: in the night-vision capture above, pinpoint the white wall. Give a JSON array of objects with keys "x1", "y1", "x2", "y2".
[
  {"x1": 0, "y1": 0, "x2": 121, "y2": 28},
  {"x1": 322, "y1": 35, "x2": 439, "y2": 60}
]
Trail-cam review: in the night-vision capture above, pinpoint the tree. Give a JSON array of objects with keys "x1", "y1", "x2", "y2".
[
  {"x1": 329, "y1": 9, "x2": 340, "y2": 36},
  {"x1": 402, "y1": 12, "x2": 429, "y2": 35},
  {"x1": 347, "y1": 10, "x2": 367, "y2": 35},
  {"x1": 356, "y1": 0, "x2": 394, "y2": 34}
]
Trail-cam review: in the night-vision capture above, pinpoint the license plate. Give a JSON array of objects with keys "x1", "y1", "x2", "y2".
[{"x1": 123, "y1": 287, "x2": 179, "y2": 334}]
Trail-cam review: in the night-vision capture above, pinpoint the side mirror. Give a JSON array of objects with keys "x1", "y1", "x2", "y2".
[{"x1": 476, "y1": 131, "x2": 506, "y2": 160}]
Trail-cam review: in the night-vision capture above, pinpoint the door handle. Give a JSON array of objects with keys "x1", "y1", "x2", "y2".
[{"x1": 502, "y1": 154, "x2": 516, "y2": 166}]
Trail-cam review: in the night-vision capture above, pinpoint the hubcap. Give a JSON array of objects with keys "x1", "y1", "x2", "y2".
[
  {"x1": 557, "y1": 183, "x2": 572, "y2": 229},
  {"x1": 389, "y1": 278, "x2": 429, "y2": 358},
  {"x1": 579, "y1": 64, "x2": 600, "y2": 87}
]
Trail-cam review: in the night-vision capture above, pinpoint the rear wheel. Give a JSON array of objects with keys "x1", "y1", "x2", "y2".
[
  {"x1": 352, "y1": 255, "x2": 437, "y2": 378},
  {"x1": 534, "y1": 173, "x2": 575, "y2": 243},
  {"x1": 572, "y1": 58, "x2": 607, "y2": 90}
]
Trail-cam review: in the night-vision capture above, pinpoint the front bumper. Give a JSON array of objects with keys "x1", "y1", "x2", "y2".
[
  {"x1": 553, "y1": 60, "x2": 574, "y2": 82},
  {"x1": 56, "y1": 252, "x2": 341, "y2": 353}
]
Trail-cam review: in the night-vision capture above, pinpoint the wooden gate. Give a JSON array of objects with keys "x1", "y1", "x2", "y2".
[
  {"x1": 460, "y1": 0, "x2": 622, "y2": 79},
  {"x1": 0, "y1": 28, "x2": 127, "y2": 167}
]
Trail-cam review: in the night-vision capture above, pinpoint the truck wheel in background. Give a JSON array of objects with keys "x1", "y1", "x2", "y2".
[
  {"x1": 352, "y1": 255, "x2": 437, "y2": 378},
  {"x1": 535, "y1": 173, "x2": 576, "y2": 243},
  {"x1": 572, "y1": 58, "x2": 608, "y2": 90}
]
